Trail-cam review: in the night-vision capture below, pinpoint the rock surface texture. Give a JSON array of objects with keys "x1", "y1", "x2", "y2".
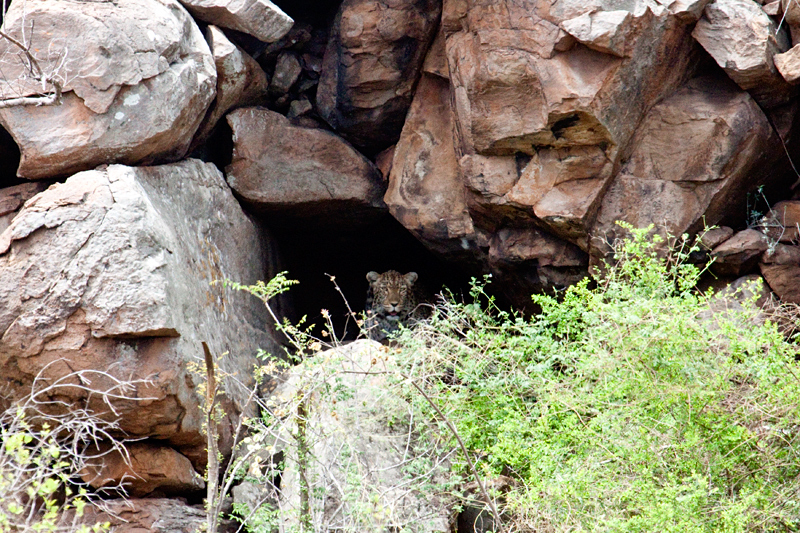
[
  {"x1": 0, "y1": 0, "x2": 216, "y2": 179},
  {"x1": 177, "y1": 0, "x2": 293, "y2": 42},
  {"x1": 226, "y1": 107, "x2": 386, "y2": 224},
  {"x1": 0, "y1": 160, "x2": 281, "y2": 464},
  {"x1": 316, "y1": 0, "x2": 442, "y2": 153}
]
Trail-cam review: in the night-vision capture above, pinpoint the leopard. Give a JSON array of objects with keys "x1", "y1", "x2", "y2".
[{"x1": 364, "y1": 270, "x2": 426, "y2": 342}]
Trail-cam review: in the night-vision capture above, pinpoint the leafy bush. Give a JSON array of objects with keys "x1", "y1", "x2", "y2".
[{"x1": 388, "y1": 224, "x2": 800, "y2": 532}]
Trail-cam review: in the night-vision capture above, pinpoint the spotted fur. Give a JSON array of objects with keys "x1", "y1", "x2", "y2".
[{"x1": 365, "y1": 270, "x2": 423, "y2": 341}]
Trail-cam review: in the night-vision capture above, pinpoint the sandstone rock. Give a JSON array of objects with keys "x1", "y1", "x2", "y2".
[
  {"x1": 316, "y1": 0, "x2": 442, "y2": 153},
  {"x1": 656, "y1": 0, "x2": 714, "y2": 21},
  {"x1": 79, "y1": 498, "x2": 207, "y2": 533},
  {"x1": 272, "y1": 340, "x2": 455, "y2": 532},
  {"x1": 692, "y1": 0, "x2": 794, "y2": 108},
  {"x1": 775, "y1": 44, "x2": 800, "y2": 84},
  {"x1": 287, "y1": 96, "x2": 314, "y2": 119},
  {"x1": 488, "y1": 226, "x2": 589, "y2": 310},
  {"x1": 760, "y1": 200, "x2": 800, "y2": 242},
  {"x1": 699, "y1": 273, "x2": 771, "y2": 328},
  {"x1": 0, "y1": 160, "x2": 281, "y2": 464},
  {"x1": 385, "y1": 74, "x2": 479, "y2": 258},
  {"x1": 81, "y1": 442, "x2": 204, "y2": 497},
  {"x1": 0, "y1": 182, "x2": 48, "y2": 234},
  {"x1": 178, "y1": 0, "x2": 293, "y2": 43},
  {"x1": 711, "y1": 229, "x2": 770, "y2": 276},
  {"x1": 593, "y1": 77, "x2": 782, "y2": 253},
  {"x1": 226, "y1": 107, "x2": 386, "y2": 224},
  {"x1": 192, "y1": 26, "x2": 270, "y2": 149},
  {"x1": 560, "y1": 8, "x2": 655, "y2": 58},
  {"x1": 270, "y1": 52, "x2": 303, "y2": 96},
  {"x1": 781, "y1": 0, "x2": 800, "y2": 43},
  {"x1": 763, "y1": 0, "x2": 782, "y2": 15},
  {"x1": 760, "y1": 243, "x2": 800, "y2": 303},
  {"x1": 0, "y1": 0, "x2": 216, "y2": 179},
  {"x1": 699, "y1": 226, "x2": 735, "y2": 250},
  {"x1": 444, "y1": 0, "x2": 696, "y2": 156}
]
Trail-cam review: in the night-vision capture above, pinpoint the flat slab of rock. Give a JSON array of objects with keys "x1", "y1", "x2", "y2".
[
  {"x1": 693, "y1": 0, "x2": 795, "y2": 108},
  {"x1": 0, "y1": 160, "x2": 281, "y2": 464},
  {"x1": 316, "y1": 0, "x2": 442, "y2": 153},
  {"x1": 711, "y1": 229, "x2": 770, "y2": 277},
  {"x1": 79, "y1": 498, "x2": 207, "y2": 533},
  {"x1": 178, "y1": 0, "x2": 293, "y2": 43},
  {"x1": 0, "y1": 0, "x2": 216, "y2": 179},
  {"x1": 226, "y1": 107, "x2": 386, "y2": 224},
  {"x1": 81, "y1": 442, "x2": 204, "y2": 497}
]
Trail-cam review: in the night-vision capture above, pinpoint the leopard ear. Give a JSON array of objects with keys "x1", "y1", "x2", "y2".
[
  {"x1": 404, "y1": 272, "x2": 418, "y2": 284},
  {"x1": 367, "y1": 271, "x2": 380, "y2": 282}
]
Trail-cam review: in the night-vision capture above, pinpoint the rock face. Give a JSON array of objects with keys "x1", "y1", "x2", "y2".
[
  {"x1": 272, "y1": 341, "x2": 454, "y2": 533},
  {"x1": 0, "y1": 182, "x2": 48, "y2": 234},
  {"x1": 191, "y1": 25, "x2": 270, "y2": 149},
  {"x1": 0, "y1": 160, "x2": 281, "y2": 464},
  {"x1": 177, "y1": 0, "x2": 293, "y2": 43},
  {"x1": 593, "y1": 77, "x2": 783, "y2": 250},
  {"x1": 0, "y1": 0, "x2": 216, "y2": 179},
  {"x1": 692, "y1": 0, "x2": 795, "y2": 108},
  {"x1": 81, "y1": 442, "x2": 205, "y2": 497},
  {"x1": 79, "y1": 498, "x2": 207, "y2": 533},
  {"x1": 226, "y1": 107, "x2": 386, "y2": 223},
  {"x1": 443, "y1": 0, "x2": 696, "y2": 157},
  {"x1": 385, "y1": 74, "x2": 478, "y2": 258},
  {"x1": 316, "y1": 0, "x2": 442, "y2": 153}
]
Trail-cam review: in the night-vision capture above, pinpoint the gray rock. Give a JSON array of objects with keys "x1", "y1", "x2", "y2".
[
  {"x1": 0, "y1": 0, "x2": 216, "y2": 179},
  {"x1": 0, "y1": 159, "x2": 282, "y2": 465},
  {"x1": 178, "y1": 0, "x2": 293, "y2": 43}
]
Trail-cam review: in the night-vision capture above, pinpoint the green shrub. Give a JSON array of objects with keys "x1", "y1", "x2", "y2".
[{"x1": 389, "y1": 224, "x2": 800, "y2": 532}]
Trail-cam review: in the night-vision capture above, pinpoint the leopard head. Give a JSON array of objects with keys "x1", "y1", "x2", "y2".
[{"x1": 366, "y1": 270, "x2": 419, "y2": 322}]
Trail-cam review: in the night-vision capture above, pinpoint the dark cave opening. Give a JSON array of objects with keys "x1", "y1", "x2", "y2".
[
  {"x1": 265, "y1": 213, "x2": 478, "y2": 342},
  {"x1": 271, "y1": 0, "x2": 342, "y2": 29}
]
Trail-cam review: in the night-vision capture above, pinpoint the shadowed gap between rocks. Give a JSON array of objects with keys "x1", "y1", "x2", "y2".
[{"x1": 266, "y1": 213, "x2": 478, "y2": 341}]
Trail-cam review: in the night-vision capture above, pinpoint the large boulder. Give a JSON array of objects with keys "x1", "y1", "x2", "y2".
[
  {"x1": 79, "y1": 498, "x2": 207, "y2": 533},
  {"x1": 385, "y1": 73, "x2": 480, "y2": 258},
  {"x1": 0, "y1": 0, "x2": 216, "y2": 179},
  {"x1": 0, "y1": 159, "x2": 282, "y2": 465},
  {"x1": 692, "y1": 0, "x2": 795, "y2": 108},
  {"x1": 270, "y1": 340, "x2": 455, "y2": 532},
  {"x1": 177, "y1": 0, "x2": 293, "y2": 43},
  {"x1": 226, "y1": 107, "x2": 386, "y2": 224},
  {"x1": 760, "y1": 243, "x2": 800, "y2": 304},
  {"x1": 592, "y1": 77, "x2": 785, "y2": 252},
  {"x1": 316, "y1": 0, "x2": 442, "y2": 153}
]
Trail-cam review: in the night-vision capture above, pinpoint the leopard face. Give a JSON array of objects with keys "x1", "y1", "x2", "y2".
[{"x1": 365, "y1": 270, "x2": 420, "y2": 340}]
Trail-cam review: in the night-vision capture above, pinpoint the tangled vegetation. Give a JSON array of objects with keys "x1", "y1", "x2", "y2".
[{"x1": 386, "y1": 224, "x2": 800, "y2": 532}]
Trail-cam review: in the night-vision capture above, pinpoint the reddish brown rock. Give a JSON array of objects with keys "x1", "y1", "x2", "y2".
[
  {"x1": 593, "y1": 77, "x2": 783, "y2": 253},
  {"x1": 385, "y1": 74, "x2": 479, "y2": 257},
  {"x1": 488, "y1": 226, "x2": 588, "y2": 310},
  {"x1": 178, "y1": 0, "x2": 293, "y2": 43},
  {"x1": 0, "y1": 182, "x2": 48, "y2": 234},
  {"x1": 656, "y1": 0, "x2": 714, "y2": 22},
  {"x1": 0, "y1": 0, "x2": 216, "y2": 179},
  {"x1": 760, "y1": 243, "x2": 800, "y2": 303},
  {"x1": 443, "y1": 0, "x2": 696, "y2": 156},
  {"x1": 81, "y1": 442, "x2": 204, "y2": 497},
  {"x1": 692, "y1": 0, "x2": 795, "y2": 108},
  {"x1": 191, "y1": 26, "x2": 270, "y2": 149},
  {"x1": 698, "y1": 226, "x2": 735, "y2": 250},
  {"x1": 79, "y1": 498, "x2": 207, "y2": 533},
  {"x1": 226, "y1": 107, "x2": 386, "y2": 223},
  {"x1": 0, "y1": 160, "x2": 281, "y2": 465},
  {"x1": 711, "y1": 229, "x2": 770, "y2": 276},
  {"x1": 316, "y1": 0, "x2": 442, "y2": 153},
  {"x1": 774, "y1": 45, "x2": 800, "y2": 84},
  {"x1": 761, "y1": 200, "x2": 800, "y2": 242}
]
